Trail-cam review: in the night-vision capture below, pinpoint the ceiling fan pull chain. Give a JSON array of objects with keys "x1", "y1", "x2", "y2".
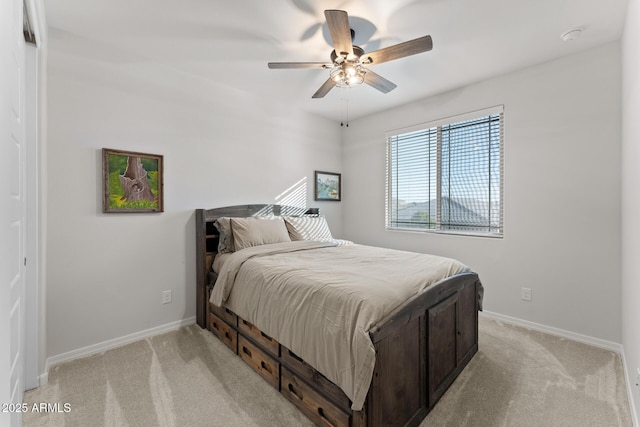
[
  {"x1": 340, "y1": 87, "x2": 346, "y2": 126},
  {"x1": 340, "y1": 87, "x2": 349, "y2": 127},
  {"x1": 346, "y1": 91, "x2": 349, "y2": 127}
]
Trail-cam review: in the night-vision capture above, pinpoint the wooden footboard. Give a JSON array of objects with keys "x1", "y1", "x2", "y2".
[
  {"x1": 195, "y1": 206, "x2": 481, "y2": 427},
  {"x1": 368, "y1": 272, "x2": 479, "y2": 426}
]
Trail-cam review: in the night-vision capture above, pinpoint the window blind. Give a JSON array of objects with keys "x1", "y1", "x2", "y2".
[{"x1": 386, "y1": 107, "x2": 503, "y2": 236}]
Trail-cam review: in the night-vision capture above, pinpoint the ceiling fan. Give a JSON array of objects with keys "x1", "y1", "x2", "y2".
[{"x1": 268, "y1": 9, "x2": 433, "y2": 98}]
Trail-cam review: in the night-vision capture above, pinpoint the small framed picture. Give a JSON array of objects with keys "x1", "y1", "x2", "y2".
[
  {"x1": 314, "y1": 171, "x2": 341, "y2": 202},
  {"x1": 102, "y1": 148, "x2": 164, "y2": 213}
]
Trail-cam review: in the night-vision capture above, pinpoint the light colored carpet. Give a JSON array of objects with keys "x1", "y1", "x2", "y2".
[
  {"x1": 423, "y1": 317, "x2": 632, "y2": 427},
  {"x1": 24, "y1": 317, "x2": 632, "y2": 427}
]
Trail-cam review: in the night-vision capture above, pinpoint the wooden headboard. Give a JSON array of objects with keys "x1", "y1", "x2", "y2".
[{"x1": 195, "y1": 204, "x2": 319, "y2": 328}]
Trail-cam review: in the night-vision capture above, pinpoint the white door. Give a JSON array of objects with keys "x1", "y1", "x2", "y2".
[{"x1": 1, "y1": 0, "x2": 27, "y2": 425}]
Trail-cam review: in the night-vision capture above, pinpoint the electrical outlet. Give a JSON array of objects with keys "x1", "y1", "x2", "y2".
[
  {"x1": 162, "y1": 290, "x2": 172, "y2": 304},
  {"x1": 521, "y1": 287, "x2": 532, "y2": 301}
]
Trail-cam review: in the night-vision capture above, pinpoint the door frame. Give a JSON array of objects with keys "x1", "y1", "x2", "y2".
[{"x1": 23, "y1": 0, "x2": 47, "y2": 389}]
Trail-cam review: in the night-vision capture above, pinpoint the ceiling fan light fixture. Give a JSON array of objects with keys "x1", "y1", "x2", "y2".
[{"x1": 330, "y1": 62, "x2": 366, "y2": 87}]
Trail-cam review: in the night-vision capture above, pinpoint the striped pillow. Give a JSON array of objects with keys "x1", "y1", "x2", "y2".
[{"x1": 284, "y1": 216, "x2": 334, "y2": 242}]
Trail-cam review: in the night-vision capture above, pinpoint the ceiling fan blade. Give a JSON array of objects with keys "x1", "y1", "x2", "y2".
[
  {"x1": 362, "y1": 35, "x2": 433, "y2": 65},
  {"x1": 364, "y1": 70, "x2": 397, "y2": 93},
  {"x1": 312, "y1": 78, "x2": 336, "y2": 98},
  {"x1": 325, "y1": 10, "x2": 353, "y2": 57},
  {"x1": 268, "y1": 62, "x2": 333, "y2": 69}
]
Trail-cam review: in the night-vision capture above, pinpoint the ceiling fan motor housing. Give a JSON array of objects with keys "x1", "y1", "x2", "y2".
[{"x1": 331, "y1": 45, "x2": 366, "y2": 63}]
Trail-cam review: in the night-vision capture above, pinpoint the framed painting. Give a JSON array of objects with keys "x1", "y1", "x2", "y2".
[
  {"x1": 102, "y1": 148, "x2": 164, "y2": 213},
  {"x1": 314, "y1": 171, "x2": 341, "y2": 202}
]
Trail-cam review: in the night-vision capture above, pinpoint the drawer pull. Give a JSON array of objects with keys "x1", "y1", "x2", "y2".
[
  {"x1": 260, "y1": 331, "x2": 272, "y2": 341},
  {"x1": 317, "y1": 407, "x2": 337, "y2": 427},
  {"x1": 242, "y1": 346, "x2": 252, "y2": 357},
  {"x1": 242, "y1": 319, "x2": 250, "y2": 326},
  {"x1": 288, "y1": 350, "x2": 304, "y2": 362},
  {"x1": 260, "y1": 361, "x2": 272, "y2": 374},
  {"x1": 212, "y1": 321, "x2": 219, "y2": 330},
  {"x1": 288, "y1": 383, "x2": 303, "y2": 401},
  {"x1": 224, "y1": 331, "x2": 230, "y2": 340}
]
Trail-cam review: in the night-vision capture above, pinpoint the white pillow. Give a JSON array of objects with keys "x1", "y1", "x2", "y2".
[
  {"x1": 284, "y1": 216, "x2": 334, "y2": 242},
  {"x1": 231, "y1": 217, "x2": 291, "y2": 250}
]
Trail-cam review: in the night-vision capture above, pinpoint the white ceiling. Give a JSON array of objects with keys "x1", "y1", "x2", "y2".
[{"x1": 45, "y1": 0, "x2": 628, "y2": 123}]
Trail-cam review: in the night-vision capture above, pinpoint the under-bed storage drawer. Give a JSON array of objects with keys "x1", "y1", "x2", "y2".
[
  {"x1": 238, "y1": 335, "x2": 280, "y2": 389},
  {"x1": 281, "y1": 366, "x2": 351, "y2": 427},
  {"x1": 209, "y1": 313, "x2": 238, "y2": 353},
  {"x1": 210, "y1": 304, "x2": 237, "y2": 327},
  {"x1": 238, "y1": 317, "x2": 279, "y2": 357},
  {"x1": 282, "y1": 347, "x2": 351, "y2": 412}
]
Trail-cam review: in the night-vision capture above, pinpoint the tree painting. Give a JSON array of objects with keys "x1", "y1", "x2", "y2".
[
  {"x1": 102, "y1": 149, "x2": 163, "y2": 213},
  {"x1": 314, "y1": 171, "x2": 341, "y2": 201}
]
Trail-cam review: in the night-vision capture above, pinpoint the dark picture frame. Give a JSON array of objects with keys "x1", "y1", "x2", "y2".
[
  {"x1": 314, "y1": 171, "x2": 341, "y2": 202},
  {"x1": 102, "y1": 148, "x2": 164, "y2": 213}
]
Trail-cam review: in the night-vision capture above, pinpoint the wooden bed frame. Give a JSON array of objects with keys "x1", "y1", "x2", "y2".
[{"x1": 196, "y1": 205, "x2": 481, "y2": 427}]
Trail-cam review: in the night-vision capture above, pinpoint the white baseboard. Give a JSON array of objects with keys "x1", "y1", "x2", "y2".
[
  {"x1": 45, "y1": 316, "x2": 197, "y2": 372},
  {"x1": 620, "y1": 349, "x2": 639, "y2": 427},
  {"x1": 38, "y1": 371, "x2": 48, "y2": 387},
  {"x1": 480, "y1": 311, "x2": 623, "y2": 353}
]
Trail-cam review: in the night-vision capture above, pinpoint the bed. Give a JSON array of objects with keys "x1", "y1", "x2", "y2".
[{"x1": 195, "y1": 205, "x2": 482, "y2": 427}]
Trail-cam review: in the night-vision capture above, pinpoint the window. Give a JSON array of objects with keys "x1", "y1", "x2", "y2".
[{"x1": 386, "y1": 106, "x2": 503, "y2": 237}]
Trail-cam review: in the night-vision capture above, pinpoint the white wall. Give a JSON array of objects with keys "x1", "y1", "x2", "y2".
[
  {"x1": 622, "y1": 0, "x2": 640, "y2": 421},
  {"x1": 343, "y1": 43, "x2": 622, "y2": 343},
  {"x1": 46, "y1": 32, "x2": 342, "y2": 358}
]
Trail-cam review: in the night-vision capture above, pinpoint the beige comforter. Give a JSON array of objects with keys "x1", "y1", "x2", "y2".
[{"x1": 209, "y1": 241, "x2": 469, "y2": 410}]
